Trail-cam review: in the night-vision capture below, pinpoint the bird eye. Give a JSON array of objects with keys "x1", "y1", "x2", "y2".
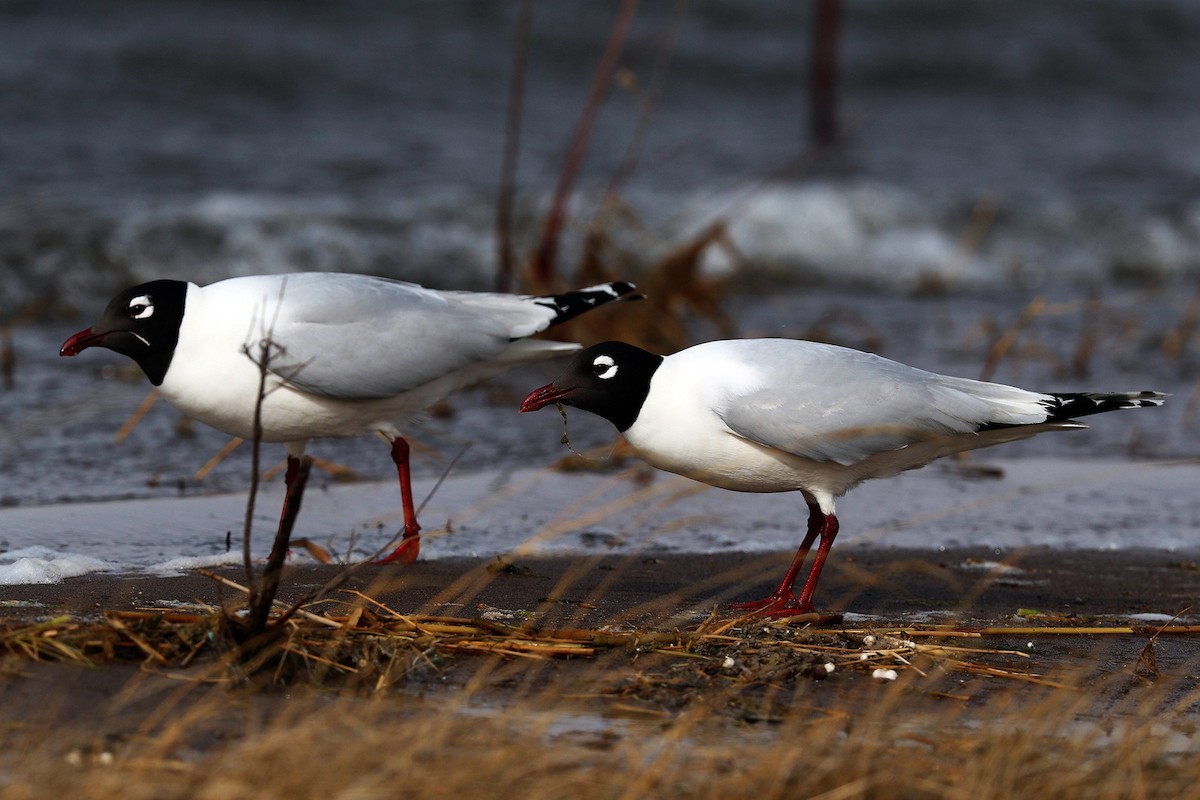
[
  {"x1": 127, "y1": 294, "x2": 154, "y2": 320},
  {"x1": 592, "y1": 355, "x2": 617, "y2": 380}
]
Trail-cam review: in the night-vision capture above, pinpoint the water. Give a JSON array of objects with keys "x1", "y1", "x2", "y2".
[
  {"x1": 1, "y1": 1, "x2": 1199, "y2": 581},
  {"x1": 1, "y1": 0, "x2": 1198, "y2": 309}
]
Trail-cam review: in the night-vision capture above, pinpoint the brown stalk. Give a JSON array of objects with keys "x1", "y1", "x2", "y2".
[
  {"x1": 104, "y1": 613, "x2": 171, "y2": 667},
  {"x1": 978, "y1": 295, "x2": 1046, "y2": 381},
  {"x1": 242, "y1": 337, "x2": 270, "y2": 587},
  {"x1": 1070, "y1": 290, "x2": 1102, "y2": 379},
  {"x1": 0, "y1": 296, "x2": 54, "y2": 390},
  {"x1": 1182, "y1": 380, "x2": 1200, "y2": 428},
  {"x1": 195, "y1": 436, "x2": 243, "y2": 480},
  {"x1": 529, "y1": 0, "x2": 640, "y2": 289},
  {"x1": 973, "y1": 625, "x2": 1200, "y2": 636},
  {"x1": 1161, "y1": 284, "x2": 1200, "y2": 360},
  {"x1": 114, "y1": 391, "x2": 160, "y2": 443},
  {"x1": 198, "y1": 570, "x2": 342, "y2": 630}
]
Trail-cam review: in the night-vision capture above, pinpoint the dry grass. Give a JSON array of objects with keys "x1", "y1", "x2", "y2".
[
  {"x1": 4, "y1": 699, "x2": 1196, "y2": 800},
  {"x1": 1, "y1": 637, "x2": 1197, "y2": 799},
  {"x1": 1, "y1": 589, "x2": 1198, "y2": 799},
  {"x1": 7, "y1": 597, "x2": 1157, "y2": 690}
]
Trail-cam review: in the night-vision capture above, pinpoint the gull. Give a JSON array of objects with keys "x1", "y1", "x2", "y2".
[
  {"x1": 521, "y1": 338, "x2": 1165, "y2": 615},
  {"x1": 62, "y1": 272, "x2": 636, "y2": 563}
]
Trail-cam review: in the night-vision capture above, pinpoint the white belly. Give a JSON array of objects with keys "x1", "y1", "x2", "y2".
[{"x1": 158, "y1": 367, "x2": 422, "y2": 443}]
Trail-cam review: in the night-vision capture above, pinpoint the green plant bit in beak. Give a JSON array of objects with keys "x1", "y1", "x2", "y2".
[{"x1": 557, "y1": 402, "x2": 581, "y2": 456}]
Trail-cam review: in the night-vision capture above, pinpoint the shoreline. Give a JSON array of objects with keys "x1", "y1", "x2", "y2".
[
  {"x1": 3, "y1": 547, "x2": 1198, "y2": 796},
  {"x1": 5, "y1": 456, "x2": 1200, "y2": 584},
  {"x1": 5, "y1": 547, "x2": 1197, "y2": 625}
]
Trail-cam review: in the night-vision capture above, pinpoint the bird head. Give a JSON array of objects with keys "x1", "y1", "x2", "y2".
[
  {"x1": 60, "y1": 280, "x2": 188, "y2": 385},
  {"x1": 520, "y1": 341, "x2": 663, "y2": 432}
]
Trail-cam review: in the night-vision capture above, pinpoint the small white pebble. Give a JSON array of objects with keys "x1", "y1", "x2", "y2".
[
  {"x1": 859, "y1": 653, "x2": 870, "y2": 661},
  {"x1": 823, "y1": 662, "x2": 835, "y2": 674},
  {"x1": 65, "y1": 750, "x2": 83, "y2": 767},
  {"x1": 96, "y1": 752, "x2": 114, "y2": 766},
  {"x1": 862, "y1": 634, "x2": 877, "y2": 647},
  {"x1": 722, "y1": 656, "x2": 735, "y2": 669},
  {"x1": 1027, "y1": 642, "x2": 1034, "y2": 650},
  {"x1": 872, "y1": 668, "x2": 899, "y2": 681}
]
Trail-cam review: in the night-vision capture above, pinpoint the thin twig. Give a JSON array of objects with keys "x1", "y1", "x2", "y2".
[
  {"x1": 249, "y1": 455, "x2": 312, "y2": 633},
  {"x1": 242, "y1": 338, "x2": 269, "y2": 586},
  {"x1": 267, "y1": 444, "x2": 469, "y2": 630},
  {"x1": 195, "y1": 437, "x2": 244, "y2": 480},
  {"x1": 198, "y1": 570, "x2": 342, "y2": 629},
  {"x1": 979, "y1": 295, "x2": 1046, "y2": 381},
  {"x1": 114, "y1": 391, "x2": 160, "y2": 443},
  {"x1": 240, "y1": 279, "x2": 290, "y2": 593},
  {"x1": 105, "y1": 614, "x2": 171, "y2": 666}
]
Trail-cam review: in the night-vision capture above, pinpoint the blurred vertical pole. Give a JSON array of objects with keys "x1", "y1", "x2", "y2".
[
  {"x1": 809, "y1": 0, "x2": 842, "y2": 146},
  {"x1": 0, "y1": 332, "x2": 13, "y2": 390},
  {"x1": 495, "y1": 0, "x2": 536, "y2": 293}
]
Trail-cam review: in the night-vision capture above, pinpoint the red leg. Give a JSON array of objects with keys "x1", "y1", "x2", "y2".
[
  {"x1": 725, "y1": 505, "x2": 839, "y2": 617},
  {"x1": 794, "y1": 513, "x2": 840, "y2": 612},
  {"x1": 267, "y1": 455, "x2": 302, "y2": 563},
  {"x1": 376, "y1": 437, "x2": 421, "y2": 565}
]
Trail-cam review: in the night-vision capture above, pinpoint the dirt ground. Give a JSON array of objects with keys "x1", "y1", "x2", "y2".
[
  {"x1": 1, "y1": 548, "x2": 1197, "y2": 798},
  {"x1": 3, "y1": 546, "x2": 1196, "y2": 625}
]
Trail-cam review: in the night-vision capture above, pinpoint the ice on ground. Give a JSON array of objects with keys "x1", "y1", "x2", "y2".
[{"x1": 0, "y1": 458, "x2": 1197, "y2": 584}]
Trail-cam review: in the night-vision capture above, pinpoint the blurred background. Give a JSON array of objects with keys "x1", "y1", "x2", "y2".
[
  {"x1": 0, "y1": 0, "x2": 1197, "y2": 514},
  {"x1": 1, "y1": 0, "x2": 1197, "y2": 305}
]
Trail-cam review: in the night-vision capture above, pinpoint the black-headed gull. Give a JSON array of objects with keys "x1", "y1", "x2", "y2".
[
  {"x1": 61, "y1": 272, "x2": 636, "y2": 563},
  {"x1": 521, "y1": 338, "x2": 1166, "y2": 616}
]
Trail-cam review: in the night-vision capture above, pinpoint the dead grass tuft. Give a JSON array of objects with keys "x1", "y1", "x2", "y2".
[{"x1": 2, "y1": 570, "x2": 1198, "y2": 799}]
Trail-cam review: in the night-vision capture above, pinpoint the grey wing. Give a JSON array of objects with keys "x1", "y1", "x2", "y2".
[
  {"x1": 716, "y1": 343, "x2": 1048, "y2": 466},
  {"x1": 261, "y1": 274, "x2": 530, "y2": 400}
]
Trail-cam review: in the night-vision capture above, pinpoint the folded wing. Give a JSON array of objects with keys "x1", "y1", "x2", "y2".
[{"x1": 715, "y1": 340, "x2": 1055, "y2": 466}]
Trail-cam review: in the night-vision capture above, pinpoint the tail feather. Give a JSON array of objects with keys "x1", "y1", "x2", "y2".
[
  {"x1": 534, "y1": 281, "x2": 639, "y2": 327},
  {"x1": 1041, "y1": 391, "x2": 1167, "y2": 422}
]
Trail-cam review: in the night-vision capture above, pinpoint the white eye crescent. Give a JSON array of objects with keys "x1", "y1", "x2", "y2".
[
  {"x1": 592, "y1": 354, "x2": 617, "y2": 380},
  {"x1": 128, "y1": 294, "x2": 154, "y2": 320}
]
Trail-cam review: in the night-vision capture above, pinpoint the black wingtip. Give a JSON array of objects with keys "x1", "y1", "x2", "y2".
[
  {"x1": 536, "y1": 281, "x2": 640, "y2": 327},
  {"x1": 1041, "y1": 391, "x2": 1167, "y2": 422}
]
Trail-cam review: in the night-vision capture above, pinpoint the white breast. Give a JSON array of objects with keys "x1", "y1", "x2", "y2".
[
  {"x1": 622, "y1": 347, "x2": 827, "y2": 495},
  {"x1": 158, "y1": 281, "x2": 577, "y2": 444},
  {"x1": 156, "y1": 282, "x2": 366, "y2": 442}
]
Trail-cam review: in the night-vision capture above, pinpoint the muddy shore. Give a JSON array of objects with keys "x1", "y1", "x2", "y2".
[
  {"x1": 1, "y1": 547, "x2": 1197, "y2": 624},
  {"x1": 2, "y1": 548, "x2": 1198, "y2": 798}
]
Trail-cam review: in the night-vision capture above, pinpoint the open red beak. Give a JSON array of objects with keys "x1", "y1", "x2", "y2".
[
  {"x1": 520, "y1": 382, "x2": 574, "y2": 413},
  {"x1": 60, "y1": 327, "x2": 107, "y2": 356}
]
